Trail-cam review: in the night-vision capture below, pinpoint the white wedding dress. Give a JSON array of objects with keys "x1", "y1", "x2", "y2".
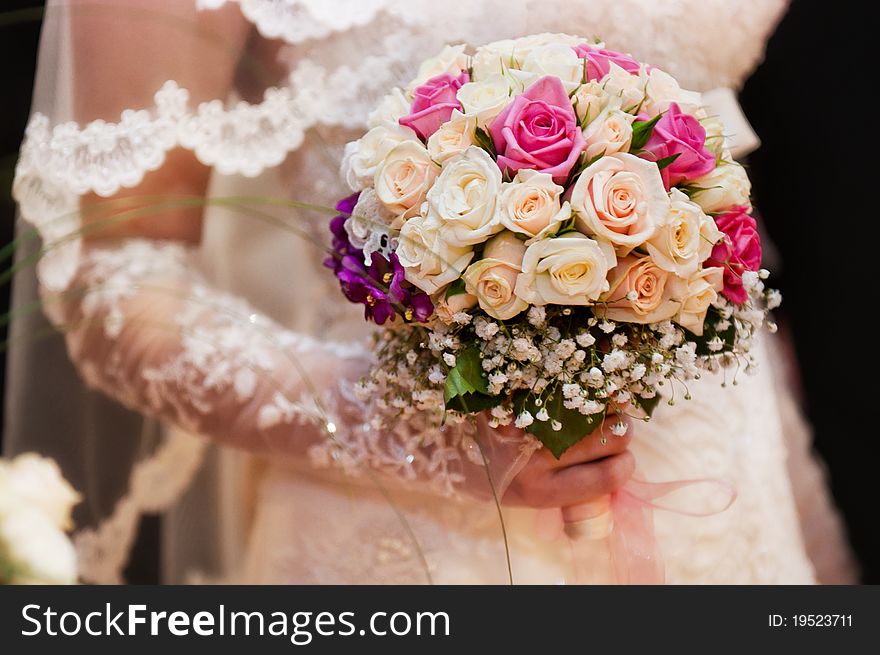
[{"x1": 11, "y1": 0, "x2": 856, "y2": 584}]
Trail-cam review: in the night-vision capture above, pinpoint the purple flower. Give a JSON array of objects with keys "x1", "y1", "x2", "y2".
[{"x1": 325, "y1": 193, "x2": 433, "y2": 324}]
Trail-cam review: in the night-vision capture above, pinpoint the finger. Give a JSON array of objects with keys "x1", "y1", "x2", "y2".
[{"x1": 543, "y1": 451, "x2": 636, "y2": 507}]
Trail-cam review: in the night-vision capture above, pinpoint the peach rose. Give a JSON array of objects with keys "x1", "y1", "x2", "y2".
[
  {"x1": 434, "y1": 291, "x2": 478, "y2": 324},
  {"x1": 498, "y1": 170, "x2": 570, "y2": 240},
  {"x1": 570, "y1": 153, "x2": 668, "y2": 254},
  {"x1": 427, "y1": 110, "x2": 476, "y2": 164},
  {"x1": 600, "y1": 254, "x2": 681, "y2": 323},
  {"x1": 463, "y1": 232, "x2": 529, "y2": 320}
]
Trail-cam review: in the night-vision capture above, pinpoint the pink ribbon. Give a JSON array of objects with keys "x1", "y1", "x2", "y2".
[{"x1": 538, "y1": 476, "x2": 737, "y2": 584}]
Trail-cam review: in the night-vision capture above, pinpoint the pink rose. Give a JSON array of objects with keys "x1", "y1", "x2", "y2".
[
  {"x1": 572, "y1": 43, "x2": 642, "y2": 81},
  {"x1": 488, "y1": 76, "x2": 586, "y2": 184},
  {"x1": 399, "y1": 70, "x2": 469, "y2": 140},
  {"x1": 641, "y1": 103, "x2": 716, "y2": 188},
  {"x1": 706, "y1": 207, "x2": 762, "y2": 304}
]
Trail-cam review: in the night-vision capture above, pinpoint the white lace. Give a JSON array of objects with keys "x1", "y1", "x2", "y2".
[
  {"x1": 48, "y1": 238, "x2": 529, "y2": 579},
  {"x1": 74, "y1": 430, "x2": 208, "y2": 584},
  {"x1": 197, "y1": 0, "x2": 396, "y2": 45}
]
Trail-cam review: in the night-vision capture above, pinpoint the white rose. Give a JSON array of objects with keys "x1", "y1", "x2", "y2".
[
  {"x1": 427, "y1": 110, "x2": 477, "y2": 164},
  {"x1": 582, "y1": 106, "x2": 635, "y2": 160},
  {"x1": 463, "y1": 232, "x2": 529, "y2": 320},
  {"x1": 498, "y1": 170, "x2": 570, "y2": 240},
  {"x1": 510, "y1": 43, "x2": 583, "y2": 92},
  {"x1": 646, "y1": 189, "x2": 722, "y2": 277},
  {"x1": 599, "y1": 62, "x2": 647, "y2": 111},
  {"x1": 397, "y1": 214, "x2": 474, "y2": 295},
  {"x1": 515, "y1": 233, "x2": 617, "y2": 305},
  {"x1": 426, "y1": 146, "x2": 503, "y2": 247},
  {"x1": 367, "y1": 88, "x2": 411, "y2": 128},
  {"x1": 0, "y1": 454, "x2": 79, "y2": 530},
  {"x1": 342, "y1": 124, "x2": 418, "y2": 191},
  {"x1": 643, "y1": 68, "x2": 703, "y2": 115},
  {"x1": 374, "y1": 140, "x2": 439, "y2": 216},
  {"x1": 570, "y1": 153, "x2": 669, "y2": 253},
  {"x1": 0, "y1": 508, "x2": 78, "y2": 584},
  {"x1": 472, "y1": 34, "x2": 584, "y2": 78},
  {"x1": 671, "y1": 266, "x2": 724, "y2": 335},
  {"x1": 456, "y1": 75, "x2": 512, "y2": 125},
  {"x1": 572, "y1": 81, "x2": 616, "y2": 126},
  {"x1": 406, "y1": 44, "x2": 468, "y2": 95},
  {"x1": 690, "y1": 162, "x2": 752, "y2": 213}
]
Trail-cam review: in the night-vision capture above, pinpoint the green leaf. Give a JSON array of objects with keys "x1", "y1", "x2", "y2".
[
  {"x1": 629, "y1": 113, "x2": 663, "y2": 151},
  {"x1": 446, "y1": 391, "x2": 502, "y2": 414},
  {"x1": 474, "y1": 127, "x2": 497, "y2": 158},
  {"x1": 684, "y1": 305, "x2": 737, "y2": 356},
  {"x1": 444, "y1": 346, "x2": 491, "y2": 404},
  {"x1": 565, "y1": 151, "x2": 604, "y2": 187},
  {"x1": 678, "y1": 183, "x2": 721, "y2": 199},
  {"x1": 632, "y1": 393, "x2": 661, "y2": 418},
  {"x1": 655, "y1": 152, "x2": 681, "y2": 170},
  {"x1": 514, "y1": 388, "x2": 605, "y2": 459},
  {"x1": 445, "y1": 278, "x2": 468, "y2": 299}
]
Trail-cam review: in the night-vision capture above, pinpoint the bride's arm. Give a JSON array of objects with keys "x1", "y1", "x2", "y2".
[{"x1": 21, "y1": 0, "x2": 633, "y2": 505}]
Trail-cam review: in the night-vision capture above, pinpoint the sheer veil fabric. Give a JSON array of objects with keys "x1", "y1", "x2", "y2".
[{"x1": 5, "y1": 0, "x2": 856, "y2": 583}]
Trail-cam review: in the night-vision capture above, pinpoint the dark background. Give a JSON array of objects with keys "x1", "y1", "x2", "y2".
[
  {"x1": 2, "y1": 1, "x2": 878, "y2": 583},
  {"x1": 1, "y1": 0, "x2": 43, "y2": 439}
]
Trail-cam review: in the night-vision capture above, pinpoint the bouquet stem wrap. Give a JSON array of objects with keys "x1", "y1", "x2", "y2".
[{"x1": 562, "y1": 477, "x2": 736, "y2": 584}]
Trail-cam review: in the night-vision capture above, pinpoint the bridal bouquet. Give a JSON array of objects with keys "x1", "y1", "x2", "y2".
[{"x1": 328, "y1": 33, "x2": 779, "y2": 457}]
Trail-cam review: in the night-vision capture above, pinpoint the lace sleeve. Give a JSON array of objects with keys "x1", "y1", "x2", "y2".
[
  {"x1": 14, "y1": 1, "x2": 534, "y2": 506},
  {"x1": 43, "y1": 238, "x2": 532, "y2": 499}
]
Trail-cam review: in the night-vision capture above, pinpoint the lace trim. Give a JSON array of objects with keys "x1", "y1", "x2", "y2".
[
  {"x1": 74, "y1": 430, "x2": 208, "y2": 584},
  {"x1": 13, "y1": 81, "x2": 309, "y2": 291},
  {"x1": 15, "y1": 81, "x2": 305, "y2": 200},
  {"x1": 197, "y1": 0, "x2": 395, "y2": 45}
]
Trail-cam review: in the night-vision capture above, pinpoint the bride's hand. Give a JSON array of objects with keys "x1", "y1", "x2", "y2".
[{"x1": 502, "y1": 416, "x2": 634, "y2": 508}]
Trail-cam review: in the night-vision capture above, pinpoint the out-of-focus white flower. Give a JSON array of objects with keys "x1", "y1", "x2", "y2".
[
  {"x1": 1, "y1": 453, "x2": 80, "y2": 585},
  {"x1": 0, "y1": 454, "x2": 80, "y2": 530},
  {"x1": 0, "y1": 509, "x2": 78, "y2": 584}
]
